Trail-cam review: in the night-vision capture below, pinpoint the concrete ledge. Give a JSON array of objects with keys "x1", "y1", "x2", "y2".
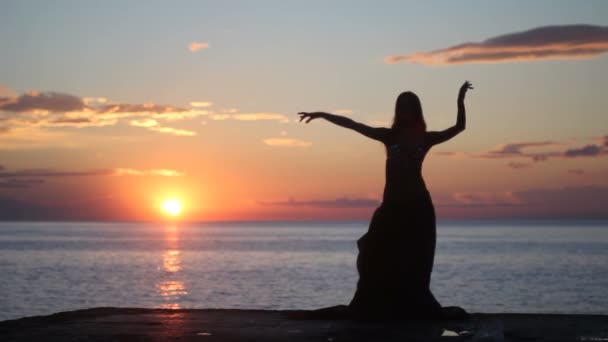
[{"x1": 1, "y1": 307, "x2": 607, "y2": 341}]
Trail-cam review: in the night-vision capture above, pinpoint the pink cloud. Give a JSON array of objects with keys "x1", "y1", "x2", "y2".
[
  {"x1": 386, "y1": 25, "x2": 608, "y2": 66},
  {"x1": 474, "y1": 138, "x2": 608, "y2": 163},
  {"x1": 188, "y1": 41, "x2": 209, "y2": 52},
  {"x1": 507, "y1": 162, "x2": 531, "y2": 169},
  {"x1": 263, "y1": 138, "x2": 311, "y2": 147}
]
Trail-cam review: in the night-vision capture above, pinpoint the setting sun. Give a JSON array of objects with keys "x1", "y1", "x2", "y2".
[{"x1": 162, "y1": 199, "x2": 183, "y2": 216}]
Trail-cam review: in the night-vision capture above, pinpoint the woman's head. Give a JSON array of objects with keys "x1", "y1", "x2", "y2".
[{"x1": 392, "y1": 91, "x2": 426, "y2": 133}]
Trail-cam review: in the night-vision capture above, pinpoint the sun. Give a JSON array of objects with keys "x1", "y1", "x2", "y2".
[{"x1": 161, "y1": 199, "x2": 183, "y2": 216}]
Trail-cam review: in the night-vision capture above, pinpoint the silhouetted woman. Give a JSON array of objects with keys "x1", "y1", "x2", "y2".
[{"x1": 298, "y1": 81, "x2": 473, "y2": 319}]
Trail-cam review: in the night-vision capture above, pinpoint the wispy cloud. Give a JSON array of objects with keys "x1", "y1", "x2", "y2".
[
  {"x1": 259, "y1": 197, "x2": 380, "y2": 208},
  {"x1": 480, "y1": 141, "x2": 561, "y2": 161},
  {"x1": 130, "y1": 118, "x2": 159, "y2": 128},
  {"x1": 568, "y1": 169, "x2": 585, "y2": 176},
  {"x1": 449, "y1": 191, "x2": 524, "y2": 207},
  {"x1": 0, "y1": 178, "x2": 45, "y2": 189},
  {"x1": 0, "y1": 168, "x2": 112, "y2": 178},
  {"x1": 190, "y1": 101, "x2": 212, "y2": 108},
  {"x1": 128, "y1": 118, "x2": 195, "y2": 136},
  {"x1": 112, "y1": 168, "x2": 184, "y2": 177},
  {"x1": 147, "y1": 126, "x2": 196, "y2": 136},
  {"x1": 437, "y1": 136, "x2": 608, "y2": 165},
  {"x1": 0, "y1": 167, "x2": 184, "y2": 179},
  {"x1": 386, "y1": 25, "x2": 608, "y2": 66},
  {"x1": 263, "y1": 138, "x2": 312, "y2": 147},
  {"x1": 188, "y1": 41, "x2": 209, "y2": 52},
  {"x1": 209, "y1": 112, "x2": 289, "y2": 123},
  {"x1": 507, "y1": 162, "x2": 531, "y2": 169}
]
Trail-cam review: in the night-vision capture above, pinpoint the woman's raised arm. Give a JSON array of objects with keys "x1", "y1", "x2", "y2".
[
  {"x1": 298, "y1": 112, "x2": 389, "y2": 143},
  {"x1": 427, "y1": 81, "x2": 473, "y2": 146}
]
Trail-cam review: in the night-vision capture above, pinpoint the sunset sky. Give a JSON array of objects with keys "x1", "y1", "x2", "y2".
[{"x1": 1, "y1": 1, "x2": 607, "y2": 221}]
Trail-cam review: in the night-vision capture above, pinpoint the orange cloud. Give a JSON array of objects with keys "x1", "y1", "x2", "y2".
[
  {"x1": 263, "y1": 138, "x2": 312, "y2": 147},
  {"x1": 130, "y1": 118, "x2": 159, "y2": 128},
  {"x1": 259, "y1": 196, "x2": 380, "y2": 208},
  {"x1": 208, "y1": 112, "x2": 289, "y2": 123},
  {"x1": 386, "y1": 25, "x2": 608, "y2": 66},
  {"x1": 188, "y1": 41, "x2": 209, "y2": 52},
  {"x1": 148, "y1": 126, "x2": 196, "y2": 136},
  {"x1": 0, "y1": 167, "x2": 184, "y2": 178},
  {"x1": 190, "y1": 101, "x2": 213, "y2": 108},
  {"x1": 112, "y1": 168, "x2": 184, "y2": 177},
  {"x1": 0, "y1": 90, "x2": 207, "y2": 137}
]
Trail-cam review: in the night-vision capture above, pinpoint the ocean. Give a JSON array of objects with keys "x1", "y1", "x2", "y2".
[{"x1": 0, "y1": 220, "x2": 607, "y2": 321}]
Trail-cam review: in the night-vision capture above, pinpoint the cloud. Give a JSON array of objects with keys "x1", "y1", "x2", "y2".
[
  {"x1": 507, "y1": 162, "x2": 531, "y2": 169},
  {"x1": 208, "y1": 112, "x2": 289, "y2": 123},
  {"x1": 0, "y1": 127, "x2": 73, "y2": 150},
  {"x1": 0, "y1": 91, "x2": 85, "y2": 112},
  {"x1": 0, "y1": 168, "x2": 113, "y2": 178},
  {"x1": 0, "y1": 90, "x2": 207, "y2": 137},
  {"x1": 0, "y1": 195, "x2": 133, "y2": 221},
  {"x1": 130, "y1": 118, "x2": 159, "y2": 128},
  {"x1": 513, "y1": 185, "x2": 608, "y2": 218},
  {"x1": 188, "y1": 41, "x2": 209, "y2": 52},
  {"x1": 0, "y1": 178, "x2": 45, "y2": 189},
  {"x1": 259, "y1": 197, "x2": 380, "y2": 208},
  {"x1": 445, "y1": 137, "x2": 608, "y2": 164},
  {"x1": 0, "y1": 167, "x2": 184, "y2": 179},
  {"x1": 449, "y1": 191, "x2": 524, "y2": 207},
  {"x1": 190, "y1": 101, "x2": 212, "y2": 108},
  {"x1": 563, "y1": 144, "x2": 602, "y2": 157},
  {"x1": 263, "y1": 138, "x2": 312, "y2": 147},
  {"x1": 112, "y1": 168, "x2": 184, "y2": 177},
  {"x1": 434, "y1": 186, "x2": 608, "y2": 219},
  {"x1": 147, "y1": 126, "x2": 196, "y2": 136},
  {"x1": 386, "y1": 24, "x2": 608, "y2": 66},
  {"x1": 568, "y1": 169, "x2": 585, "y2": 175},
  {"x1": 128, "y1": 118, "x2": 195, "y2": 136},
  {"x1": 481, "y1": 141, "x2": 559, "y2": 159},
  {"x1": 0, "y1": 88, "x2": 292, "y2": 142}
]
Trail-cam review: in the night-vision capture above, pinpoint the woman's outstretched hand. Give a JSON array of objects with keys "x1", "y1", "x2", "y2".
[
  {"x1": 458, "y1": 81, "x2": 474, "y2": 100},
  {"x1": 298, "y1": 112, "x2": 327, "y2": 123}
]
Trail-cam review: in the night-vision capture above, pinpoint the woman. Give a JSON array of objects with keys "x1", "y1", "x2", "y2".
[{"x1": 298, "y1": 81, "x2": 473, "y2": 319}]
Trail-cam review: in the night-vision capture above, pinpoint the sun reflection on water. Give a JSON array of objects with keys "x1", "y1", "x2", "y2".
[
  {"x1": 157, "y1": 225, "x2": 188, "y2": 309},
  {"x1": 163, "y1": 250, "x2": 182, "y2": 273}
]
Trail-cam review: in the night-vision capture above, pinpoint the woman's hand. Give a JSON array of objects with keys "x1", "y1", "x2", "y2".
[
  {"x1": 298, "y1": 112, "x2": 327, "y2": 123},
  {"x1": 458, "y1": 81, "x2": 474, "y2": 100}
]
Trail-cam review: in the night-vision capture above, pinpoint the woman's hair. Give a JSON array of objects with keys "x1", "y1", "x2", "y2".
[{"x1": 391, "y1": 91, "x2": 426, "y2": 133}]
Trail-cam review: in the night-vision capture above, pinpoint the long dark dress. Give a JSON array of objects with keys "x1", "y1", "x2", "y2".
[{"x1": 349, "y1": 134, "x2": 442, "y2": 318}]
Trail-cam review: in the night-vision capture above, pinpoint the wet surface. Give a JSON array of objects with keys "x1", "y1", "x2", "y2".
[{"x1": 1, "y1": 308, "x2": 608, "y2": 341}]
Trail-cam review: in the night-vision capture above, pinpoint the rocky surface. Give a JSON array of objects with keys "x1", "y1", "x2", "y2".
[{"x1": 1, "y1": 307, "x2": 607, "y2": 341}]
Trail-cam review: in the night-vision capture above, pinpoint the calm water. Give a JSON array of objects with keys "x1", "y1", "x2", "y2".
[{"x1": 0, "y1": 220, "x2": 607, "y2": 321}]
